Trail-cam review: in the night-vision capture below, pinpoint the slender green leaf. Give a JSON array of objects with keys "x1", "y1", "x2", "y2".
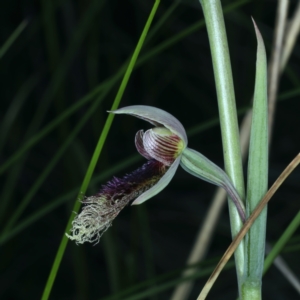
[{"x1": 242, "y1": 20, "x2": 268, "y2": 299}]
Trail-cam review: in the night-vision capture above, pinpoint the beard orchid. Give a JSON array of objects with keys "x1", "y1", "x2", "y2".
[{"x1": 66, "y1": 105, "x2": 245, "y2": 245}]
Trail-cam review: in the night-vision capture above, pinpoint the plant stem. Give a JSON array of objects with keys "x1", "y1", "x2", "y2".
[{"x1": 199, "y1": 0, "x2": 245, "y2": 291}]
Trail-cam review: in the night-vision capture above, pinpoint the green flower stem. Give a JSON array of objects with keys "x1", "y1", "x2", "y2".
[
  {"x1": 241, "y1": 21, "x2": 268, "y2": 300},
  {"x1": 199, "y1": 0, "x2": 246, "y2": 286},
  {"x1": 41, "y1": 1, "x2": 160, "y2": 299},
  {"x1": 181, "y1": 148, "x2": 245, "y2": 222}
]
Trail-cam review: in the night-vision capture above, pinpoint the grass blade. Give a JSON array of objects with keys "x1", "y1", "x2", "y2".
[
  {"x1": 41, "y1": 1, "x2": 160, "y2": 299},
  {"x1": 241, "y1": 20, "x2": 268, "y2": 299}
]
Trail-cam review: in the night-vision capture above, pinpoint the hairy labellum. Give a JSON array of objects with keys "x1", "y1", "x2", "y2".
[{"x1": 66, "y1": 160, "x2": 167, "y2": 244}]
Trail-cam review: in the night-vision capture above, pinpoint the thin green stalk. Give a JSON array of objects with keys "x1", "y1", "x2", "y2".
[
  {"x1": 41, "y1": 2, "x2": 160, "y2": 299},
  {"x1": 264, "y1": 210, "x2": 300, "y2": 274},
  {"x1": 241, "y1": 21, "x2": 268, "y2": 300},
  {"x1": 199, "y1": 0, "x2": 245, "y2": 289}
]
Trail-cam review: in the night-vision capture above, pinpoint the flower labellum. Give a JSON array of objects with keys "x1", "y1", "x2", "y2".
[{"x1": 66, "y1": 105, "x2": 187, "y2": 244}]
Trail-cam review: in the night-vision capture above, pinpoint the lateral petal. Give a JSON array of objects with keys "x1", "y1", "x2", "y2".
[{"x1": 132, "y1": 156, "x2": 181, "y2": 205}]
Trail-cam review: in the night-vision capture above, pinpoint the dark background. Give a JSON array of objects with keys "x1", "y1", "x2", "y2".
[{"x1": 0, "y1": 0, "x2": 300, "y2": 299}]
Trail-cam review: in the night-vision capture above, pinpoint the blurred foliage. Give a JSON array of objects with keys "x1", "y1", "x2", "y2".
[{"x1": 0, "y1": 0, "x2": 300, "y2": 299}]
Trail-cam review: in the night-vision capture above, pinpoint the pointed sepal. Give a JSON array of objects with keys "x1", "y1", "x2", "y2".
[
  {"x1": 180, "y1": 147, "x2": 246, "y2": 222},
  {"x1": 132, "y1": 156, "x2": 181, "y2": 205},
  {"x1": 110, "y1": 105, "x2": 188, "y2": 146}
]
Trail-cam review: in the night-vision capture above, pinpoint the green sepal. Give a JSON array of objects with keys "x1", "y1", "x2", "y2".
[{"x1": 180, "y1": 147, "x2": 245, "y2": 221}]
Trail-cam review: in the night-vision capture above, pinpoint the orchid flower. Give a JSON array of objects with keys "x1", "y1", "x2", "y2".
[{"x1": 66, "y1": 105, "x2": 245, "y2": 245}]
